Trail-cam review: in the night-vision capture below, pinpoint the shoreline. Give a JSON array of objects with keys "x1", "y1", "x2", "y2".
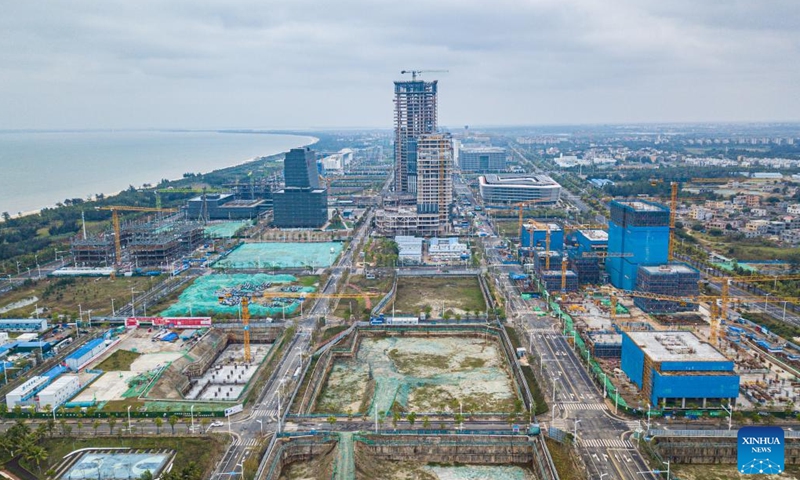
[{"x1": 2, "y1": 134, "x2": 318, "y2": 221}]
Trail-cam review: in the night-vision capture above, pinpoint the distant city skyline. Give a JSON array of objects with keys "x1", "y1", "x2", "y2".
[{"x1": 1, "y1": 1, "x2": 799, "y2": 129}]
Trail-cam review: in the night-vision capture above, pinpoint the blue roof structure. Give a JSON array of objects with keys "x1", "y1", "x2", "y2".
[{"x1": 66, "y1": 337, "x2": 105, "y2": 361}]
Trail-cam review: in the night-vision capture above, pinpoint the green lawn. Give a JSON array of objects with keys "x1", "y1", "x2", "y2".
[{"x1": 94, "y1": 350, "x2": 141, "y2": 371}]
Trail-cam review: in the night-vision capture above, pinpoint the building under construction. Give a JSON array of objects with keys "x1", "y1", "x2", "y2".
[
  {"x1": 634, "y1": 264, "x2": 700, "y2": 313},
  {"x1": 71, "y1": 235, "x2": 116, "y2": 266},
  {"x1": 538, "y1": 269, "x2": 579, "y2": 293},
  {"x1": 70, "y1": 215, "x2": 203, "y2": 268},
  {"x1": 607, "y1": 200, "x2": 670, "y2": 290},
  {"x1": 569, "y1": 254, "x2": 602, "y2": 285}
]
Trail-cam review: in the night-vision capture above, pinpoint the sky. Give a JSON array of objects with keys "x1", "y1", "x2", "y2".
[{"x1": 1, "y1": 0, "x2": 799, "y2": 130}]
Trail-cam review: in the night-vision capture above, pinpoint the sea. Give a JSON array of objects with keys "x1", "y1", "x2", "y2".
[{"x1": 0, "y1": 130, "x2": 316, "y2": 216}]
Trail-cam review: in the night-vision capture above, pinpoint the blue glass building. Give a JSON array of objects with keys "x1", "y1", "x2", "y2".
[{"x1": 606, "y1": 200, "x2": 669, "y2": 290}]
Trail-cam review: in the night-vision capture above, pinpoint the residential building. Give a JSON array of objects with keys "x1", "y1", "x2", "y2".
[
  {"x1": 781, "y1": 229, "x2": 800, "y2": 245},
  {"x1": 787, "y1": 204, "x2": 800, "y2": 215}
]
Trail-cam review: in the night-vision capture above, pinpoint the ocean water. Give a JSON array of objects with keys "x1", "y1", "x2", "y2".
[{"x1": 0, "y1": 130, "x2": 316, "y2": 215}]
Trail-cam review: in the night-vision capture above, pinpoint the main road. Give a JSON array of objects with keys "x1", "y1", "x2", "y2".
[{"x1": 213, "y1": 207, "x2": 374, "y2": 478}]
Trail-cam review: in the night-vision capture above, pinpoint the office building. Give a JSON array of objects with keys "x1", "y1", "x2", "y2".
[
  {"x1": 479, "y1": 174, "x2": 561, "y2": 205},
  {"x1": 606, "y1": 200, "x2": 670, "y2": 291},
  {"x1": 621, "y1": 331, "x2": 739, "y2": 408},
  {"x1": 634, "y1": 264, "x2": 700, "y2": 313},
  {"x1": 186, "y1": 194, "x2": 269, "y2": 221},
  {"x1": 394, "y1": 80, "x2": 438, "y2": 193},
  {"x1": 273, "y1": 147, "x2": 328, "y2": 228},
  {"x1": 459, "y1": 147, "x2": 507, "y2": 172}
]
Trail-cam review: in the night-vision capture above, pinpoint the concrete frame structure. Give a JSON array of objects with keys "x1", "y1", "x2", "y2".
[
  {"x1": 415, "y1": 133, "x2": 453, "y2": 230},
  {"x1": 394, "y1": 80, "x2": 438, "y2": 193}
]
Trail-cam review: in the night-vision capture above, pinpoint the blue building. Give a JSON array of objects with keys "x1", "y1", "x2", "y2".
[
  {"x1": 575, "y1": 229, "x2": 608, "y2": 255},
  {"x1": 520, "y1": 223, "x2": 563, "y2": 251},
  {"x1": 0, "y1": 319, "x2": 48, "y2": 332},
  {"x1": 621, "y1": 331, "x2": 739, "y2": 409},
  {"x1": 606, "y1": 200, "x2": 669, "y2": 290}
]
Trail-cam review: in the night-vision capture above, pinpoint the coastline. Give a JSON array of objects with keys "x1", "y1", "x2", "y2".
[{"x1": 2, "y1": 133, "x2": 318, "y2": 220}]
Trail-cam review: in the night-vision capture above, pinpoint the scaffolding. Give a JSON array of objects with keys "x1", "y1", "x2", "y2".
[
  {"x1": 634, "y1": 264, "x2": 700, "y2": 313},
  {"x1": 128, "y1": 221, "x2": 204, "y2": 266},
  {"x1": 71, "y1": 235, "x2": 116, "y2": 266}
]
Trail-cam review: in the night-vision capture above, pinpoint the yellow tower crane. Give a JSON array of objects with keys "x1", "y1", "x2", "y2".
[
  {"x1": 561, "y1": 256, "x2": 568, "y2": 292},
  {"x1": 97, "y1": 206, "x2": 179, "y2": 266}
]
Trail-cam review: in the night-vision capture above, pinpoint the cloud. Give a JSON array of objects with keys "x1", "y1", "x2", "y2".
[{"x1": 0, "y1": 0, "x2": 798, "y2": 128}]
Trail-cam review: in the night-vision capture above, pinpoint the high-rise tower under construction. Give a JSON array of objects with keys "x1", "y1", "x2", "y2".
[{"x1": 394, "y1": 80, "x2": 438, "y2": 193}]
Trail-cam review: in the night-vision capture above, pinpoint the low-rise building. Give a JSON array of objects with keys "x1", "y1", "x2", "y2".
[
  {"x1": 428, "y1": 237, "x2": 469, "y2": 262},
  {"x1": 36, "y1": 375, "x2": 81, "y2": 410},
  {"x1": 479, "y1": 174, "x2": 561, "y2": 205},
  {"x1": 395, "y1": 236, "x2": 423, "y2": 264},
  {"x1": 781, "y1": 229, "x2": 800, "y2": 245},
  {"x1": 744, "y1": 220, "x2": 770, "y2": 238}
]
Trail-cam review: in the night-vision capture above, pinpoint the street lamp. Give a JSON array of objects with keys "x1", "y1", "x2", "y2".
[
  {"x1": 573, "y1": 419, "x2": 581, "y2": 441},
  {"x1": 127, "y1": 405, "x2": 132, "y2": 433},
  {"x1": 783, "y1": 301, "x2": 788, "y2": 322},
  {"x1": 721, "y1": 402, "x2": 734, "y2": 431},
  {"x1": 190, "y1": 405, "x2": 195, "y2": 433},
  {"x1": 765, "y1": 292, "x2": 772, "y2": 312},
  {"x1": 256, "y1": 418, "x2": 263, "y2": 435}
]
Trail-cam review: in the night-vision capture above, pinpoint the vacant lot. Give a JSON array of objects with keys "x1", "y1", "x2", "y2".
[
  {"x1": 391, "y1": 277, "x2": 486, "y2": 318},
  {"x1": 0, "y1": 276, "x2": 160, "y2": 319},
  {"x1": 315, "y1": 336, "x2": 517, "y2": 415},
  {"x1": 94, "y1": 349, "x2": 141, "y2": 371}
]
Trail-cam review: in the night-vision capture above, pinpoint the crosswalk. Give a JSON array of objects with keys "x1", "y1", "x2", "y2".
[
  {"x1": 231, "y1": 437, "x2": 262, "y2": 447},
  {"x1": 254, "y1": 408, "x2": 279, "y2": 419},
  {"x1": 582, "y1": 438, "x2": 633, "y2": 449},
  {"x1": 623, "y1": 420, "x2": 642, "y2": 431},
  {"x1": 560, "y1": 402, "x2": 607, "y2": 411}
]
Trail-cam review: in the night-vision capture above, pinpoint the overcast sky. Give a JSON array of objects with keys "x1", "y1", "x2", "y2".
[{"x1": 2, "y1": 1, "x2": 798, "y2": 130}]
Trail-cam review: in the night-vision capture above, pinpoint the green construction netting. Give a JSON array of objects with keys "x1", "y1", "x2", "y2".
[
  {"x1": 212, "y1": 242, "x2": 343, "y2": 269},
  {"x1": 160, "y1": 273, "x2": 312, "y2": 317},
  {"x1": 204, "y1": 221, "x2": 252, "y2": 238}
]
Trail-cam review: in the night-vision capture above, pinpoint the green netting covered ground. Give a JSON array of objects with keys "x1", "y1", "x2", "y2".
[
  {"x1": 600, "y1": 299, "x2": 629, "y2": 314},
  {"x1": 712, "y1": 261, "x2": 758, "y2": 273},
  {"x1": 204, "y1": 221, "x2": 252, "y2": 238},
  {"x1": 212, "y1": 242, "x2": 343, "y2": 269},
  {"x1": 160, "y1": 273, "x2": 311, "y2": 317}
]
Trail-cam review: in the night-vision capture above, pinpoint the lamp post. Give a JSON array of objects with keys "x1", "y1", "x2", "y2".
[
  {"x1": 111, "y1": 298, "x2": 116, "y2": 317},
  {"x1": 127, "y1": 405, "x2": 132, "y2": 433},
  {"x1": 646, "y1": 404, "x2": 651, "y2": 431},
  {"x1": 764, "y1": 292, "x2": 771, "y2": 312},
  {"x1": 552, "y1": 374, "x2": 559, "y2": 405},
  {"x1": 783, "y1": 301, "x2": 788, "y2": 322},
  {"x1": 602, "y1": 373, "x2": 607, "y2": 399},
  {"x1": 256, "y1": 418, "x2": 263, "y2": 435},
  {"x1": 190, "y1": 405, "x2": 195, "y2": 433},
  {"x1": 721, "y1": 402, "x2": 733, "y2": 430},
  {"x1": 573, "y1": 419, "x2": 581, "y2": 441}
]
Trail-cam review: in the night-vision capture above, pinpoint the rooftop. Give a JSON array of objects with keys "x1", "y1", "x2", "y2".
[
  {"x1": 589, "y1": 333, "x2": 623, "y2": 344},
  {"x1": 640, "y1": 264, "x2": 698, "y2": 275},
  {"x1": 626, "y1": 331, "x2": 728, "y2": 363},
  {"x1": 618, "y1": 201, "x2": 664, "y2": 212},
  {"x1": 481, "y1": 174, "x2": 561, "y2": 188},
  {"x1": 579, "y1": 229, "x2": 608, "y2": 241},
  {"x1": 461, "y1": 147, "x2": 506, "y2": 153}
]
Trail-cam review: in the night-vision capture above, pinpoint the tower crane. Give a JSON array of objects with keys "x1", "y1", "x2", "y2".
[
  {"x1": 400, "y1": 69, "x2": 449, "y2": 81},
  {"x1": 581, "y1": 252, "x2": 633, "y2": 259},
  {"x1": 97, "y1": 206, "x2": 179, "y2": 266}
]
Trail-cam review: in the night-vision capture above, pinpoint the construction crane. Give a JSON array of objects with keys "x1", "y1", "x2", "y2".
[
  {"x1": 217, "y1": 293, "x2": 252, "y2": 362},
  {"x1": 400, "y1": 69, "x2": 449, "y2": 81},
  {"x1": 516, "y1": 200, "x2": 556, "y2": 233},
  {"x1": 97, "y1": 206, "x2": 179, "y2": 266},
  {"x1": 561, "y1": 257, "x2": 568, "y2": 292},
  {"x1": 605, "y1": 286, "x2": 800, "y2": 344}
]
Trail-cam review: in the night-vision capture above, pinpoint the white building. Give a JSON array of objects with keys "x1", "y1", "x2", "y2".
[
  {"x1": 36, "y1": 375, "x2": 81, "y2": 410},
  {"x1": 395, "y1": 236, "x2": 423, "y2": 264},
  {"x1": 6, "y1": 376, "x2": 49, "y2": 410},
  {"x1": 479, "y1": 174, "x2": 561, "y2": 205},
  {"x1": 321, "y1": 153, "x2": 344, "y2": 172},
  {"x1": 787, "y1": 204, "x2": 800, "y2": 215},
  {"x1": 428, "y1": 237, "x2": 469, "y2": 261}
]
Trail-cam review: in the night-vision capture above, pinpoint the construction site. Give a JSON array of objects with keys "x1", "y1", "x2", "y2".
[{"x1": 71, "y1": 211, "x2": 203, "y2": 268}]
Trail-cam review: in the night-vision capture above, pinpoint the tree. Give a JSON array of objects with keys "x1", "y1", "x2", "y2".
[
  {"x1": 76, "y1": 421, "x2": 83, "y2": 436},
  {"x1": 138, "y1": 471, "x2": 154, "y2": 480},
  {"x1": 2, "y1": 212, "x2": 10, "y2": 222},
  {"x1": 327, "y1": 416, "x2": 337, "y2": 427},
  {"x1": 155, "y1": 417, "x2": 163, "y2": 435},
  {"x1": 168, "y1": 415, "x2": 178, "y2": 435},
  {"x1": 422, "y1": 416, "x2": 430, "y2": 429},
  {"x1": 108, "y1": 416, "x2": 117, "y2": 435},
  {"x1": 407, "y1": 411, "x2": 417, "y2": 428},
  {"x1": 392, "y1": 411, "x2": 400, "y2": 429},
  {"x1": 200, "y1": 417, "x2": 210, "y2": 434},
  {"x1": 24, "y1": 445, "x2": 48, "y2": 473},
  {"x1": 46, "y1": 418, "x2": 55, "y2": 437},
  {"x1": 93, "y1": 419, "x2": 101, "y2": 436}
]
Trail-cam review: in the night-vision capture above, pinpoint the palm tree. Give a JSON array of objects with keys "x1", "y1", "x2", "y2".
[
  {"x1": 46, "y1": 418, "x2": 55, "y2": 437},
  {"x1": 168, "y1": 415, "x2": 178, "y2": 435},
  {"x1": 154, "y1": 417, "x2": 163, "y2": 434}
]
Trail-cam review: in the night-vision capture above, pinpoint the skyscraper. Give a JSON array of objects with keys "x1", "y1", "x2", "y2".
[
  {"x1": 394, "y1": 80, "x2": 438, "y2": 193},
  {"x1": 273, "y1": 147, "x2": 327, "y2": 228},
  {"x1": 606, "y1": 200, "x2": 670, "y2": 290}
]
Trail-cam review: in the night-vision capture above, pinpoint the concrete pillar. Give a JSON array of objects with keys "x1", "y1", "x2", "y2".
[
  {"x1": 681, "y1": 398, "x2": 686, "y2": 408},
  {"x1": 702, "y1": 398, "x2": 707, "y2": 408}
]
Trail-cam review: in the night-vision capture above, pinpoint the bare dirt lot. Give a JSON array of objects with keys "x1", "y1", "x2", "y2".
[{"x1": 391, "y1": 277, "x2": 486, "y2": 318}]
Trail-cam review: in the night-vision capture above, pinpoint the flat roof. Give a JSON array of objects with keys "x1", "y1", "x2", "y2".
[
  {"x1": 579, "y1": 229, "x2": 608, "y2": 241},
  {"x1": 461, "y1": 147, "x2": 506, "y2": 153},
  {"x1": 640, "y1": 264, "x2": 697, "y2": 275},
  {"x1": 626, "y1": 331, "x2": 728, "y2": 363},
  {"x1": 590, "y1": 333, "x2": 622, "y2": 344},
  {"x1": 481, "y1": 174, "x2": 560, "y2": 187},
  {"x1": 617, "y1": 201, "x2": 663, "y2": 212}
]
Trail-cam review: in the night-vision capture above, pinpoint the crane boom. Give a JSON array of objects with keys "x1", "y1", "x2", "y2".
[
  {"x1": 97, "y1": 206, "x2": 179, "y2": 265},
  {"x1": 400, "y1": 69, "x2": 449, "y2": 81}
]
